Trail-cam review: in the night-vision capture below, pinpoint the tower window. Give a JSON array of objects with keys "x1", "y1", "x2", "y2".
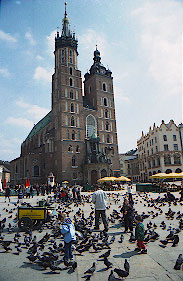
[
  {"x1": 33, "y1": 165, "x2": 40, "y2": 177},
  {"x1": 68, "y1": 145, "x2": 72, "y2": 152},
  {"x1": 72, "y1": 155, "x2": 76, "y2": 166},
  {"x1": 70, "y1": 67, "x2": 73, "y2": 75},
  {"x1": 71, "y1": 116, "x2": 75, "y2": 126},
  {"x1": 71, "y1": 103, "x2": 74, "y2": 112},
  {"x1": 70, "y1": 91, "x2": 74, "y2": 99},
  {"x1": 70, "y1": 50, "x2": 73, "y2": 63},
  {"x1": 86, "y1": 115, "x2": 97, "y2": 138},
  {"x1": 72, "y1": 130, "x2": 75, "y2": 140},
  {"x1": 62, "y1": 49, "x2": 65, "y2": 56},
  {"x1": 103, "y1": 83, "x2": 107, "y2": 91},
  {"x1": 106, "y1": 121, "x2": 109, "y2": 131},
  {"x1": 107, "y1": 134, "x2": 110, "y2": 143},
  {"x1": 70, "y1": 78, "x2": 73, "y2": 86},
  {"x1": 105, "y1": 109, "x2": 108, "y2": 118},
  {"x1": 76, "y1": 145, "x2": 80, "y2": 152},
  {"x1": 104, "y1": 97, "x2": 108, "y2": 106}
]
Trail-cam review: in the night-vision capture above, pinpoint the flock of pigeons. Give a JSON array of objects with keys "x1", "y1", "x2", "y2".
[{"x1": 0, "y1": 190, "x2": 183, "y2": 280}]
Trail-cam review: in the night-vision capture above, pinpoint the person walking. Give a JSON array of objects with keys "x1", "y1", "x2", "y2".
[
  {"x1": 121, "y1": 198, "x2": 134, "y2": 233},
  {"x1": 5, "y1": 187, "x2": 11, "y2": 202},
  {"x1": 60, "y1": 213, "x2": 76, "y2": 266},
  {"x1": 92, "y1": 186, "x2": 108, "y2": 231},
  {"x1": 135, "y1": 215, "x2": 147, "y2": 254}
]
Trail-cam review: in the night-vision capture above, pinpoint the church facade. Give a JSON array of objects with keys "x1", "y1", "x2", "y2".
[{"x1": 11, "y1": 4, "x2": 120, "y2": 186}]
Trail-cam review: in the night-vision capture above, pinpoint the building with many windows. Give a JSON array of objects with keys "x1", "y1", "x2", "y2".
[
  {"x1": 137, "y1": 120, "x2": 183, "y2": 182},
  {"x1": 10, "y1": 4, "x2": 120, "y2": 186}
]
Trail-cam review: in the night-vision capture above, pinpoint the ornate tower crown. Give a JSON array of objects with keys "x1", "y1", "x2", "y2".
[{"x1": 55, "y1": 2, "x2": 78, "y2": 53}]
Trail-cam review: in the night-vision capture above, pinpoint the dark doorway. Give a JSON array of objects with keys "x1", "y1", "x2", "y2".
[{"x1": 91, "y1": 170, "x2": 98, "y2": 185}]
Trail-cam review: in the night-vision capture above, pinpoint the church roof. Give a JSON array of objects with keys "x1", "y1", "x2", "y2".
[{"x1": 26, "y1": 111, "x2": 52, "y2": 140}]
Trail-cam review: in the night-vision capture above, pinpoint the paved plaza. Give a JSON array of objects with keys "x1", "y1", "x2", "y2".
[{"x1": 0, "y1": 186, "x2": 183, "y2": 281}]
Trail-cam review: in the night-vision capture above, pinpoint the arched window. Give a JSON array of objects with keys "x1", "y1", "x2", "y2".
[
  {"x1": 166, "y1": 169, "x2": 172, "y2": 174},
  {"x1": 70, "y1": 67, "x2": 72, "y2": 75},
  {"x1": 76, "y1": 145, "x2": 79, "y2": 152},
  {"x1": 72, "y1": 155, "x2": 76, "y2": 166},
  {"x1": 105, "y1": 109, "x2": 108, "y2": 118},
  {"x1": 174, "y1": 154, "x2": 181, "y2": 164},
  {"x1": 86, "y1": 114, "x2": 97, "y2": 138},
  {"x1": 70, "y1": 78, "x2": 73, "y2": 87},
  {"x1": 33, "y1": 165, "x2": 40, "y2": 177},
  {"x1": 107, "y1": 134, "x2": 110, "y2": 143},
  {"x1": 68, "y1": 145, "x2": 72, "y2": 152},
  {"x1": 164, "y1": 154, "x2": 171, "y2": 165},
  {"x1": 71, "y1": 103, "x2": 74, "y2": 112},
  {"x1": 71, "y1": 116, "x2": 75, "y2": 126},
  {"x1": 104, "y1": 97, "x2": 108, "y2": 106},
  {"x1": 70, "y1": 50, "x2": 73, "y2": 63},
  {"x1": 106, "y1": 121, "x2": 109, "y2": 131},
  {"x1": 71, "y1": 130, "x2": 75, "y2": 140},
  {"x1": 103, "y1": 83, "x2": 107, "y2": 91},
  {"x1": 70, "y1": 91, "x2": 74, "y2": 99}
]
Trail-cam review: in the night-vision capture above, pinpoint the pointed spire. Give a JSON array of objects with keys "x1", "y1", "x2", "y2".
[
  {"x1": 62, "y1": 1, "x2": 70, "y2": 37},
  {"x1": 65, "y1": 1, "x2": 67, "y2": 17}
]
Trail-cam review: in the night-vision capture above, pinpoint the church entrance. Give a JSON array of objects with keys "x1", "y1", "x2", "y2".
[
  {"x1": 91, "y1": 170, "x2": 98, "y2": 185},
  {"x1": 101, "y1": 169, "x2": 107, "y2": 178}
]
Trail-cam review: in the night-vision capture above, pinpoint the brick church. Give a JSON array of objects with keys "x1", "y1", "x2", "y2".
[{"x1": 11, "y1": 3, "x2": 120, "y2": 186}]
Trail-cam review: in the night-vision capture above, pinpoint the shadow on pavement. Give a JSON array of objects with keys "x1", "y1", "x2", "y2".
[{"x1": 113, "y1": 250, "x2": 139, "y2": 258}]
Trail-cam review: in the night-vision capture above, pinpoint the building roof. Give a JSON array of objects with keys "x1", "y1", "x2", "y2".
[{"x1": 26, "y1": 111, "x2": 52, "y2": 140}]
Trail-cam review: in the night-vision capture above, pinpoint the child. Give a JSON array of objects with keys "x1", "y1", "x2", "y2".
[
  {"x1": 135, "y1": 215, "x2": 147, "y2": 254},
  {"x1": 60, "y1": 214, "x2": 76, "y2": 265}
]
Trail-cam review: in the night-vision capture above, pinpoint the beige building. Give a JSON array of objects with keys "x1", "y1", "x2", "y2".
[
  {"x1": 137, "y1": 120, "x2": 183, "y2": 182},
  {"x1": 119, "y1": 149, "x2": 140, "y2": 182},
  {"x1": 11, "y1": 4, "x2": 120, "y2": 186}
]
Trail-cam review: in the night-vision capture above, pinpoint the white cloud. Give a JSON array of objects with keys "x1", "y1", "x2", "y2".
[
  {"x1": 46, "y1": 30, "x2": 57, "y2": 57},
  {"x1": 16, "y1": 99, "x2": 49, "y2": 120},
  {"x1": 36, "y1": 55, "x2": 44, "y2": 60},
  {"x1": 25, "y1": 31, "x2": 36, "y2": 46},
  {"x1": 33, "y1": 66, "x2": 53, "y2": 83},
  {"x1": 5, "y1": 117, "x2": 34, "y2": 129},
  {"x1": 0, "y1": 30, "x2": 17, "y2": 43},
  {"x1": 79, "y1": 28, "x2": 107, "y2": 56},
  {"x1": 0, "y1": 68, "x2": 10, "y2": 77},
  {"x1": 131, "y1": 0, "x2": 182, "y2": 98}
]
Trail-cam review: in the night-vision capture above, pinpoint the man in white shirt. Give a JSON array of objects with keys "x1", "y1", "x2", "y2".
[{"x1": 92, "y1": 187, "x2": 108, "y2": 231}]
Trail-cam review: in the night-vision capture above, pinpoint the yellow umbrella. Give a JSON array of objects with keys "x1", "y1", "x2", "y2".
[
  {"x1": 174, "y1": 172, "x2": 183, "y2": 178},
  {"x1": 161, "y1": 172, "x2": 183, "y2": 179},
  {"x1": 97, "y1": 177, "x2": 117, "y2": 182},
  {"x1": 115, "y1": 176, "x2": 131, "y2": 182},
  {"x1": 149, "y1": 173, "x2": 167, "y2": 179},
  {"x1": 62, "y1": 180, "x2": 69, "y2": 183}
]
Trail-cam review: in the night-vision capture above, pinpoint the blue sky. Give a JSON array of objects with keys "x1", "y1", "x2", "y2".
[{"x1": 0, "y1": 0, "x2": 182, "y2": 161}]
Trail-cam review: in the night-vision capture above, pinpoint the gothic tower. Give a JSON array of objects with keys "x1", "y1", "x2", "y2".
[
  {"x1": 52, "y1": 2, "x2": 85, "y2": 182},
  {"x1": 84, "y1": 47, "x2": 120, "y2": 178}
]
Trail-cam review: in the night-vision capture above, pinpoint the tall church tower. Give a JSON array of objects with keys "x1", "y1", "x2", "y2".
[
  {"x1": 84, "y1": 47, "x2": 120, "y2": 176},
  {"x1": 52, "y1": 2, "x2": 85, "y2": 182}
]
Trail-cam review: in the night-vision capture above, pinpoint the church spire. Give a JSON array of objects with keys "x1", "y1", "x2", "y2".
[{"x1": 62, "y1": 1, "x2": 71, "y2": 37}]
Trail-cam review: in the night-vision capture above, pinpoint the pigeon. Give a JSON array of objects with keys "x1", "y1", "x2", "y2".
[
  {"x1": 71, "y1": 261, "x2": 77, "y2": 271},
  {"x1": 118, "y1": 234, "x2": 124, "y2": 243},
  {"x1": 108, "y1": 270, "x2": 123, "y2": 281},
  {"x1": 114, "y1": 268, "x2": 129, "y2": 278},
  {"x1": 99, "y1": 250, "x2": 111, "y2": 259},
  {"x1": 104, "y1": 257, "x2": 113, "y2": 269},
  {"x1": 124, "y1": 259, "x2": 130, "y2": 272},
  {"x1": 27, "y1": 255, "x2": 38, "y2": 263},
  {"x1": 84, "y1": 262, "x2": 96, "y2": 274},
  {"x1": 174, "y1": 254, "x2": 183, "y2": 270},
  {"x1": 172, "y1": 235, "x2": 179, "y2": 247}
]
